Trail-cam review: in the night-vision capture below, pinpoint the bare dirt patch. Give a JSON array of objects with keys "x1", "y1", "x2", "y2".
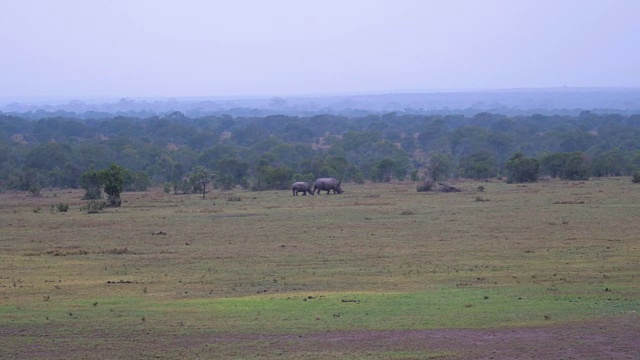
[{"x1": 2, "y1": 315, "x2": 638, "y2": 359}]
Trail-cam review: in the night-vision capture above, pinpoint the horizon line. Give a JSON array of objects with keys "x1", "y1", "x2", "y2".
[{"x1": 2, "y1": 86, "x2": 640, "y2": 105}]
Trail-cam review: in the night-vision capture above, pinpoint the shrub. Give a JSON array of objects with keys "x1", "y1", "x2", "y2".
[
  {"x1": 632, "y1": 171, "x2": 640, "y2": 183},
  {"x1": 506, "y1": 152, "x2": 540, "y2": 183},
  {"x1": 103, "y1": 247, "x2": 128, "y2": 254},
  {"x1": 561, "y1": 152, "x2": 590, "y2": 180},
  {"x1": 80, "y1": 169, "x2": 103, "y2": 200},
  {"x1": 29, "y1": 184, "x2": 41, "y2": 197},
  {"x1": 45, "y1": 248, "x2": 89, "y2": 256},
  {"x1": 227, "y1": 194, "x2": 242, "y2": 202},
  {"x1": 101, "y1": 164, "x2": 126, "y2": 207},
  {"x1": 428, "y1": 154, "x2": 451, "y2": 182},
  {"x1": 56, "y1": 203, "x2": 69, "y2": 212},
  {"x1": 219, "y1": 174, "x2": 235, "y2": 191},
  {"x1": 253, "y1": 166, "x2": 294, "y2": 191},
  {"x1": 82, "y1": 200, "x2": 107, "y2": 214},
  {"x1": 124, "y1": 171, "x2": 151, "y2": 191},
  {"x1": 458, "y1": 151, "x2": 498, "y2": 180},
  {"x1": 416, "y1": 179, "x2": 434, "y2": 192},
  {"x1": 410, "y1": 169, "x2": 420, "y2": 182}
]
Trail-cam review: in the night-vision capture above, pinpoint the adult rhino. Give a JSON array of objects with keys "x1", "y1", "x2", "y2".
[
  {"x1": 291, "y1": 181, "x2": 314, "y2": 196},
  {"x1": 313, "y1": 177, "x2": 343, "y2": 195}
]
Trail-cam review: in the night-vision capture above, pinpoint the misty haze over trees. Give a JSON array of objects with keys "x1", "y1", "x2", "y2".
[
  {"x1": 1, "y1": 89, "x2": 640, "y2": 194},
  {"x1": 2, "y1": 88, "x2": 640, "y2": 119}
]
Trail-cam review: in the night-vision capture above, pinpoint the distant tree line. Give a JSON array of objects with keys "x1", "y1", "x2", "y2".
[{"x1": 1, "y1": 110, "x2": 640, "y2": 193}]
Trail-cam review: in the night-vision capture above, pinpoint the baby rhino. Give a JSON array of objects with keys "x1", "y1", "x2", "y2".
[{"x1": 291, "y1": 181, "x2": 314, "y2": 196}]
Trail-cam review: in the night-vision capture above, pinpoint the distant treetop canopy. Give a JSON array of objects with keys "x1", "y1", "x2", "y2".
[{"x1": 1, "y1": 110, "x2": 640, "y2": 191}]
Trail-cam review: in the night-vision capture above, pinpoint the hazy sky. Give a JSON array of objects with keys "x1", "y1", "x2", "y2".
[{"x1": 1, "y1": 0, "x2": 639, "y2": 99}]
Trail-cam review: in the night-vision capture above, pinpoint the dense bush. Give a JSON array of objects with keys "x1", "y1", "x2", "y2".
[
  {"x1": 2, "y1": 112, "x2": 640, "y2": 191},
  {"x1": 506, "y1": 153, "x2": 540, "y2": 183}
]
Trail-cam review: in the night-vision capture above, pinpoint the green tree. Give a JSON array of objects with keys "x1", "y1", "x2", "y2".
[
  {"x1": 592, "y1": 149, "x2": 627, "y2": 177},
  {"x1": 629, "y1": 150, "x2": 640, "y2": 175},
  {"x1": 80, "y1": 169, "x2": 103, "y2": 200},
  {"x1": 428, "y1": 154, "x2": 451, "y2": 182},
  {"x1": 559, "y1": 130, "x2": 596, "y2": 152},
  {"x1": 372, "y1": 158, "x2": 396, "y2": 182},
  {"x1": 254, "y1": 166, "x2": 293, "y2": 190},
  {"x1": 190, "y1": 166, "x2": 216, "y2": 199},
  {"x1": 505, "y1": 152, "x2": 539, "y2": 183},
  {"x1": 561, "y1": 152, "x2": 590, "y2": 180},
  {"x1": 100, "y1": 164, "x2": 126, "y2": 207},
  {"x1": 541, "y1": 153, "x2": 568, "y2": 178},
  {"x1": 322, "y1": 156, "x2": 349, "y2": 179},
  {"x1": 218, "y1": 174, "x2": 235, "y2": 191},
  {"x1": 270, "y1": 167, "x2": 294, "y2": 189},
  {"x1": 457, "y1": 151, "x2": 497, "y2": 180},
  {"x1": 216, "y1": 158, "x2": 249, "y2": 187},
  {"x1": 450, "y1": 126, "x2": 491, "y2": 157},
  {"x1": 124, "y1": 171, "x2": 151, "y2": 191},
  {"x1": 542, "y1": 152, "x2": 590, "y2": 180},
  {"x1": 417, "y1": 119, "x2": 450, "y2": 153}
]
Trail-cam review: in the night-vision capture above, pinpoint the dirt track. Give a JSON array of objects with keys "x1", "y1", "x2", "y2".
[{"x1": 3, "y1": 315, "x2": 638, "y2": 359}]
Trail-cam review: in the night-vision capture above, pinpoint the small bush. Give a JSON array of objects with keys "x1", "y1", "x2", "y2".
[
  {"x1": 103, "y1": 247, "x2": 129, "y2": 255},
  {"x1": 56, "y1": 203, "x2": 69, "y2": 212},
  {"x1": 416, "y1": 179, "x2": 434, "y2": 192},
  {"x1": 477, "y1": 185, "x2": 485, "y2": 192},
  {"x1": 82, "y1": 189, "x2": 102, "y2": 200},
  {"x1": 46, "y1": 248, "x2": 89, "y2": 256},
  {"x1": 29, "y1": 184, "x2": 42, "y2": 196},
  {"x1": 632, "y1": 171, "x2": 640, "y2": 183},
  {"x1": 227, "y1": 194, "x2": 242, "y2": 202},
  {"x1": 82, "y1": 200, "x2": 107, "y2": 213},
  {"x1": 33, "y1": 207, "x2": 42, "y2": 213}
]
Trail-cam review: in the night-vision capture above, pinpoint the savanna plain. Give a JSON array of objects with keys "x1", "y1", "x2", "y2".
[{"x1": 1, "y1": 178, "x2": 639, "y2": 359}]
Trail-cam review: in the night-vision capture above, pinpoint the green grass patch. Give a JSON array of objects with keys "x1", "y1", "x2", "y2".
[
  {"x1": 177, "y1": 287, "x2": 638, "y2": 332},
  {"x1": 3, "y1": 286, "x2": 636, "y2": 334}
]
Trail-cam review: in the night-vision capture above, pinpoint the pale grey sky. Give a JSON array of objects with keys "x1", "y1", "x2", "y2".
[{"x1": 1, "y1": 0, "x2": 639, "y2": 99}]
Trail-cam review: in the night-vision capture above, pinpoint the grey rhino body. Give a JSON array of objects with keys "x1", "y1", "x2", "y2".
[
  {"x1": 291, "y1": 181, "x2": 314, "y2": 196},
  {"x1": 313, "y1": 177, "x2": 343, "y2": 195}
]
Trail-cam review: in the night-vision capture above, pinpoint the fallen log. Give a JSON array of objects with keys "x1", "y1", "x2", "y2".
[{"x1": 438, "y1": 183, "x2": 462, "y2": 192}]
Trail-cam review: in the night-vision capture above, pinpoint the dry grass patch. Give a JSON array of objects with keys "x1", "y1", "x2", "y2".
[
  {"x1": 102, "y1": 247, "x2": 130, "y2": 255},
  {"x1": 553, "y1": 199, "x2": 586, "y2": 204},
  {"x1": 1, "y1": 179, "x2": 639, "y2": 359},
  {"x1": 44, "y1": 247, "x2": 89, "y2": 256}
]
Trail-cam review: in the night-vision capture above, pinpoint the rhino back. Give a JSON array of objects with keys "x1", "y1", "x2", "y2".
[
  {"x1": 292, "y1": 182, "x2": 310, "y2": 189},
  {"x1": 314, "y1": 178, "x2": 337, "y2": 189}
]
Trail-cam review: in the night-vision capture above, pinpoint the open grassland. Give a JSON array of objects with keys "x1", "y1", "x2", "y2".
[{"x1": 1, "y1": 178, "x2": 639, "y2": 359}]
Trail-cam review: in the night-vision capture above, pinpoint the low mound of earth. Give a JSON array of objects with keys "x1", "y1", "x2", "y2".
[{"x1": 3, "y1": 315, "x2": 638, "y2": 359}]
